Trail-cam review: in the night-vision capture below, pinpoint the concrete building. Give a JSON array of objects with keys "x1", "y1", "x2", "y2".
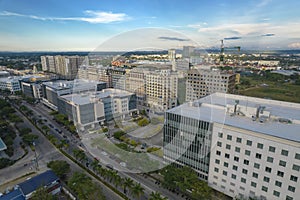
[
  {"x1": 41, "y1": 80, "x2": 106, "y2": 110},
  {"x1": 41, "y1": 55, "x2": 56, "y2": 72},
  {"x1": 58, "y1": 88, "x2": 137, "y2": 131},
  {"x1": 78, "y1": 66, "x2": 113, "y2": 88},
  {"x1": 186, "y1": 69, "x2": 236, "y2": 102},
  {"x1": 182, "y1": 46, "x2": 195, "y2": 58},
  {"x1": 0, "y1": 76, "x2": 21, "y2": 93},
  {"x1": 146, "y1": 70, "x2": 178, "y2": 112},
  {"x1": 164, "y1": 93, "x2": 300, "y2": 200},
  {"x1": 0, "y1": 71, "x2": 10, "y2": 78}
]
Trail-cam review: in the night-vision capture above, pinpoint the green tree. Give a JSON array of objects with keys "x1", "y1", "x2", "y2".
[
  {"x1": 47, "y1": 160, "x2": 70, "y2": 179},
  {"x1": 30, "y1": 187, "x2": 54, "y2": 200},
  {"x1": 131, "y1": 183, "x2": 145, "y2": 199},
  {"x1": 149, "y1": 192, "x2": 168, "y2": 200},
  {"x1": 122, "y1": 177, "x2": 134, "y2": 195},
  {"x1": 138, "y1": 118, "x2": 149, "y2": 126},
  {"x1": 73, "y1": 149, "x2": 86, "y2": 161},
  {"x1": 22, "y1": 134, "x2": 38, "y2": 145}
]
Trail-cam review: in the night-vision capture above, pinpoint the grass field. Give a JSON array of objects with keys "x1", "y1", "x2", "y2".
[{"x1": 239, "y1": 76, "x2": 300, "y2": 103}]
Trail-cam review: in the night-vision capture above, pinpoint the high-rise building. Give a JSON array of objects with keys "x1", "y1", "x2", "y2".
[
  {"x1": 41, "y1": 56, "x2": 56, "y2": 72},
  {"x1": 77, "y1": 66, "x2": 113, "y2": 88},
  {"x1": 182, "y1": 46, "x2": 195, "y2": 58},
  {"x1": 168, "y1": 49, "x2": 177, "y2": 71},
  {"x1": 186, "y1": 69, "x2": 236, "y2": 102},
  {"x1": 164, "y1": 93, "x2": 300, "y2": 200},
  {"x1": 146, "y1": 70, "x2": 178, "y2": 112}
]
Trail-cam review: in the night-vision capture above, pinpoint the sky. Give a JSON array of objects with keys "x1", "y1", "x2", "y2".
[{"x1": 0, "y1": 0, "x2": 300, "y2": 51}]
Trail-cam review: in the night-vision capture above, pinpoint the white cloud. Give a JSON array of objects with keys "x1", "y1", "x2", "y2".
[
  {"x1": 0, "y1": 10, "x2": 129, "y2": 24},
  {"x1": 288, "y1": 42, "x2": 300, "y2": 49},
  {"x1": 257, "y1": 0, "x2": 272, "y2": 7}
]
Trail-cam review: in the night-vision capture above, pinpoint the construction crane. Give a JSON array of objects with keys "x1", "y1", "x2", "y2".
[{"x1": 220, "y1": 39, "x2": 241, "y2": 63}]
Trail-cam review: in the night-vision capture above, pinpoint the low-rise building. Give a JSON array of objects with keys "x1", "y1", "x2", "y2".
[{"x1": 0, "y1": 76, "x2": 21, "y2": 93}]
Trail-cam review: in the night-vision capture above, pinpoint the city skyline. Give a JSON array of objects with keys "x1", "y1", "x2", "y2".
[{"x1": 0, "y1": 0, "x2": 300, "y2": 51}]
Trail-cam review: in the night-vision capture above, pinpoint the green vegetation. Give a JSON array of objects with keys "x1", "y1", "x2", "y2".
[
  {"x1": 161, "y1": 165, "x2": 212, "y2": 200},
  {"x1": 149, "y1": 192, "x2": 167, "y2": 200},
  {"x1": 137, "y1": 118, "x2": 149, "y2": 127},
  {"x1": 238, "y1": 71, "x2": 300, "y2": 103},
  {"x1": 102, "y1": 127, "x2": 108, "y2": 132},
  {"x1": 68, "y1": 172, "x2": 106, "y2": 200},
  {"x1": 47, "y1": 160, "x2": 70, "y2": 179},
  {"x1": 146, "y1": 147, "x2": 161, "y2": 153},
  {"x1": 51, "y1": 113, "x2": 77, "y2": 134},
  {"x1": 22, "y1": 134, "x2": 38, "y2": 145},
  {"x1": 30, "y1": 187, "x2": 54, "y2": 200},
  {"x1": 0, "y1": 158, "x2": 14, "y2": 169},
  {"x1": 113, "y1": 130, "x2": 126, "y2": 140}
]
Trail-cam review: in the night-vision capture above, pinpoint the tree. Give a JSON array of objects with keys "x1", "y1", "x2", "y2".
[
  {"x1": 122, "y1": 177, "x2": 134, "y2": 195},
  {"x1": 30, "y1": 187, "x2": 53, "y2": 200},
  {"x1": 47, "y1": 160, "x2": 70, "y2": 179},
  {"x1": 190, "y1": 181, "x2": 212, "y2": 200},
  {"x1": 22, "y1": 134, "x2": 38, "y2": 145},
  {"x1": 138, "y1": 118, "x2": 149, "y2": 127},
  {"x1": 42, "y1": 125, "x2": 50, "y2": 134},
  {"x1": 149, "y1": 192, "x2": 168, "y2": 200},
  {"x1": 73, "y1": 149, "x2": 86, "y2": 161},
  {"x1": 130, "y1": 183, "x2": 144, "y2": 199}
]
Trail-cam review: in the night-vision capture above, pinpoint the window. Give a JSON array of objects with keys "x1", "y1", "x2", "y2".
[
  {"x1": 263, "y1": 176, "x2": 270, "y2": 183},
  {"x1": 279, "y1": 160, "x2": 286, "y2": 167},
  {"x1": 262, "y1": 186, "x2": 268, "y2": 192},
  {"x1": 235, "y1": 147, "x2": 240, "y2": 153},
  {"x1": 246, "y1": 140, "x2": 252, "y2": 146},
  {"x1": 218, "y1": 132, "x2": 223, "y2": 138},
  {"x1": 234, "y1": 156, "x2": 239, "y2": 162},
  {"x1": 244, "y1": 159, "x2": 249, "y2": 165},
  {"x1": 288, "y1": 186, "x2": 295, "y2": 193},
  {"x1": 240, "y1": 186, "x2": 245, "y2": 191},
  {"x1": 254, "y1": 163, "x2": 260, "y2": 169},
  {"x1": 256, "y1": 153, "x2": 262, "y2": 159},
  {"x1": 286, "y1": 196, "x2": 293, "y2": 200},
  {"x1": 269, "y1": 146, "x2": 276, "y2": 152},
  {"x1": 251, "y1": 182, "x2": 257, "y2": 188},
  {"x1": 275, "y1": 181, "x2": 282, "y2": 187},
  {"x1": 277, "y1": 171, "x2": 284, "y2": 177},
  {"x1": 241, "y1": 178, "x2": 246, "y2": 183},
  {"x1": 231, "y1": 174, "x2": 236, "y2": 179},
  {"x1": 265, "y1": 167, "x2": 272, "y2": 173},
  {"x1": 225, "y1": 153, "x2": 230, "y2": 159},
  {"x1": 273, "y1": 191, "x2": 280, "y2": 197},
  {"x1": 224, "y1": 162, "x2": 229, "y2": 167},
  {"x1": 214, "y1": 167, "x2": 219, "y2": 172},
  {"x1": 216, "y1": 150, "x2": 221, "y2": 156},
  {"x1": 292, "y1": 164, "x2": 300, "y2": 172},
  {"x1": 226, "y1": 144, "x2": 231, "y2": 150},
  {"x1": 242, "y1": 169, "x2": 248, "y2": 174},
  {"x1": 217, "y1": 141, "x2": 222, "y2": 147},
  {"x1": 290, "y1": 175, "x2": 298, "y2": 182},
  {"x1": 281, "y1": 149, "x2": 289, "y2": 156},
  {"x1": 227, "y1": 135, "x2": 232, "y2": 140},
  {"x1": 245, "y1": 150, "x2": 251, "y2": 156},
  {"x1": 253, "y1": 172, "x2": 258, "y2": 178},
  {"x1": 267, "y1": 157, "x2": 274, "y2": 163},
  {"x1": 215, "y1": 159, "x2": 220, "y2": 164},
  {"x1": 295, "y1": 153, "x2": 300, "y2": 160},
  {"x1": 236, "y1": 137, "x2": 242, "y2": 143},
  {"x1": 213, "y1": 175, "x2": 218, "y2": 179},
  {"x1": 257, "y1": 143, "x2": 264, "y2": 149},
  {"x1": 233, "y1": 165, "x2": 238, "y2": 171},
  {"x1": 223, "y1": 170, "x2": 228, "y2": 176}
]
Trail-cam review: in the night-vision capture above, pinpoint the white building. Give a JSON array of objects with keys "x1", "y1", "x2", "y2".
[
  {"x1": 164, "y1": 93, "x2": 300, "y2": 200},
  {"x1": 0, "y1": 76, "x2": 21, "y2": 93}
]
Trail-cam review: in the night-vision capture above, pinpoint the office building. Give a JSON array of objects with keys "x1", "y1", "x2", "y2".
[
  {"x1": 78, "y1": 66, "x2": 113, "y2": 88},
  {"x1": 41, "y1": 80, "x2": 106, "y2": 110},
  {"x1": 0, "y1": 76, "x2": 21, "y2": 93},
  {"x1": 186, "y1": 69, "x2": 236, "y2": 102},
  {"x1": 58, "y1": 88, "x2": 137, "y2": 131},
  {"x1": 146, "y1": 70, "x2": 178, "y2": 112},
  {"x1": 182, "y1": 46, "x2": 195, "y2": 58},
  {"x1": 164, "y1": 93, "x2": 300, "y2": 200},
  {"x1": 0, "y1": 71, "x2": 10, "y2": 78}
]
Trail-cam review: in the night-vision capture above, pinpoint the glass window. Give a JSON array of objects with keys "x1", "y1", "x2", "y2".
[
  {"x1": 257, "y1": 143, "x2": 264, "y2": 149},
  {"x1": 262, "y1": 186, "x2": 268, "y2": 192},
  {"x1": 290, "y1": 175, "x2": 298, "y2": 182},
  {"x1": 224, "y1": 162, "x2": 229, "y2": 167},
  {"x1": 225, "y1": 153, "x2": 230, "y2": 159},
  {"x1": 227, "y1": 135, "x2": 232, "y2": 140},
  {"x1": 277, "y1": 171, "x2": 284, "y2": 177},
  {"x1": 279, "y1": 160, "x2": 286, "y2": 167},
  {"x1": 286, "y1": 196, "x2": 293, "y2": 200},
  {"x1": 242, "y1": 169, "x2": 248, "y2": 174},
  {"x1": 292, "y1": 164, "x2": 300, "y2": 172},
  {"x1": 234, "y1": 156, "x2": 239, "y2": 162},
  {"x1": 275, "y1": 181, "x2": 282, "y2": 187},
  {"x1": 288, "y1": 186, "x2": 295, "y2": 193},
  {"x1": 267, "y1": 157, "x2": 273, "y2": 163},
  {"x1": 246, "y1": 140, "x2": 252, "y2": 146},
  {"x1": 218, "y1": 132, "x2": 223, "y2": 138},
  {"x1": 231, "y1": 174, "x2": 236, "y2": 179},
  {"x1": 269, "y1": 146, "x2": 276, "y2": 152},
  {"x1": 236, "y1": 137, "x2": 242, "y2": 143},
  {"x1": 256, "y1": 153, "x2": 262, "y2": 159},
  {"x1": 223, "y1": 170, "x2": 227, "y2": 176},
  {"x1": 273, "y1": 191, "x2": 280, "y2": 197},
  {"x1": 265, "y1": 167, "x2": 272, "y2": 173},
  {"x1": 226, "y1": 144, "x2": 231, "y2": 150},
  {"x1": 281, "y1": 149, "x2": 289, "y2": 156},
  {"x1": 214, "y1": 167, "x2": 219, "y2": 172},
  {"x1": 251, "y1": 182, "x2": 257, "y2": 188},
  {"x1": 235, "y1": 147, "x2": 240, "y2": 153},
  {"x1": 241, "y1": 178, "x2": 246, "y2": 183},
  {"x1": 295, "y1": 153, "x2": 300, "y2": 160},
  {"x1": 254, "y1": 163, "x2": 260, "y2": 169},
  {"x1": 244, "y1": 160, "x2": 249, "y2": 165},
  {"x1": 217, "y1": 141, "x2": 222, "y2": 147},
  {"x1": 216, "y1": 150, "x2": 221, "y2": 156},
  {"x1": 233, "y1": 165, "x2": 238, "y2": 171},
  {"x1": 263, "y1": 176, "x2": 270, "y2": 183},
  {"x1": 253, "y1": 172, "x2": 258, "y2": 178},
  {"x1": 215, "y1": 159, "x2": 220, "y2": 164},
  {"x1": 245, "y1": 150, "x2": 251, "y2": 156}
]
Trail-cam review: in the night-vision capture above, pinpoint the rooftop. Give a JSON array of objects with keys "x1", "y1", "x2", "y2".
[
  {"x1": 60, "y1": 88, "x2": 134, "y2": 105},
  {"x1": 43, "y1": 79, "x2": 105, "y2": 91},
  {"x1": 0, "y1": 76, "x2": 21, "y2": 83},
  {"x1": 0, "y1": 188, "x2": 25, "y2": 200},
  {"x1": 167, "y1": 93, "x2": 300, "y2": 142}
]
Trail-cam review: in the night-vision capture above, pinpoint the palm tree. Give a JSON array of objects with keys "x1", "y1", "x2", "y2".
[
  {"x1": 113, "y1": 174, "x2": 122, "y2": 189},
  {"x1": 122, "y1": 177, "x2": 134, "y2": 195},
  {"x1": 91, "y1": 160, "x2": 99, "y2": 172},
  {"x1": 130, "y1": 183, "x2": 145, "y2": 199},
  {"x1": 149, "y1": 191, "x2": 168, "y2": 200}
]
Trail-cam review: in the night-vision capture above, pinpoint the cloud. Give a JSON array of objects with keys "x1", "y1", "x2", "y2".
[
  {"x1": 187, "y1": 22, "x2": 208, "y2": 29},
  {"x1": 0, "y1": 10, "x2": 129, "y2": 23},
  {"x1": 257, "y1": 0, "x2": 272, "y2": 7},
  {"x1": 261, "y1": 33, "x2": 275, "y2": 37},
  {"x1": 288, "y1": 42, "x2": 300, "y2": 49},
  {"x1": 224, "y1": 36, "x2": 242, "y2": 40},
  {"x1": 158, "y1": 36, "x2": 190, "y2": 41}
]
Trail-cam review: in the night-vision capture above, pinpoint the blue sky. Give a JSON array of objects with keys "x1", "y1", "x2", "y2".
[{"x1": 0, "y1": 0, "x2": 300, "y2": 51}]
